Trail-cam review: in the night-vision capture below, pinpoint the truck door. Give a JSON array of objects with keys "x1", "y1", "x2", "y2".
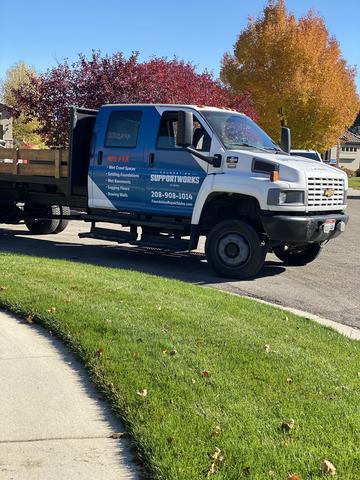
[
  {"x1": 145, "y1": 110, "x2": 211, "y2": 217},
  {"x1": 89, "y1": 107, "x2": 147, "y2": 211}
]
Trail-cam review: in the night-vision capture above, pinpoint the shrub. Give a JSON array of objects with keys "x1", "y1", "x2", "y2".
[{"x1": 340, "y1": 167, "x2": 356, "y2": 177}]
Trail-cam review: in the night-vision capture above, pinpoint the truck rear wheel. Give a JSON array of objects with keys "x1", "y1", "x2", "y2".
[
  {"x1": 272, "y1": 243, "x2": 321, "y2": 266},
  {"x1": 53, "y1": 206, "x2": 70, "y2": 234},
  {"x1": 205, "y1": 219, "x2": 267, "y2": 279},
  {"x1": 24, "y1": 205, "x2": 61, "y2": 235}
]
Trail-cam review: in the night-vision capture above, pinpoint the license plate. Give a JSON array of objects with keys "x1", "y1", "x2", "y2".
[{"x1": 323, "y1": 219, "x2": 336, "y2": 233}]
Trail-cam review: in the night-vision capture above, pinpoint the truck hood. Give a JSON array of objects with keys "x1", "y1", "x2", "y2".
[{"x1": 224, "y1": 149, "x2": 346, "y2": 182}]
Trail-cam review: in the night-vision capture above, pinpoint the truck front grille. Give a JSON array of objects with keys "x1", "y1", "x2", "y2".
[{"x1": 307, "y1": 177, "x2": 345, "y2": 207}]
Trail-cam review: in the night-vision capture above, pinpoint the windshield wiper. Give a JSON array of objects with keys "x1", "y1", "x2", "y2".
[
  {"x1": 226, "y1": 143, "x2": 272, "y2": 153},
  {"x1": 263, "y1": 146, "x2": 284, "y2": 154}
]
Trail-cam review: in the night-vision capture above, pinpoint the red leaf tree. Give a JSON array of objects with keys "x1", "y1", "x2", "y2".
[{"x1": 13, "y1": 52, "x2": 257, "y2": 147}]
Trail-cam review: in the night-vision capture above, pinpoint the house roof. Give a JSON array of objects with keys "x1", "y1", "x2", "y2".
[{"x1": 340, "y1": 130, "x2": 360, "y2": 145}]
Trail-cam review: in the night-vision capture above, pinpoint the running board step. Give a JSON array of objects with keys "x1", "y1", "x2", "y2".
[
  {"x1": 79, "y1": 227, "x2": 137, "y2": 244},
  {"x1": 131, "y1": 234, "x2": 190, "y2": 251},
  {"x1": 79, "y1": 228, "x2": 190, "y2": 251}
]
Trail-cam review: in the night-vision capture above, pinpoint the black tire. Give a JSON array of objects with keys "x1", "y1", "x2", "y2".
[
  {"x1": 272, "y1": 243, "x2": 322, "y2": 266},
  {"x1": 24, "y1": 204, "x2": 61, "y2": 235},
  {"x1": 205, "y1": 219, "x2": 267, "y2": 279},
  {"x1": 53, "y1": 206, "x2": 70, "y2": 234}
]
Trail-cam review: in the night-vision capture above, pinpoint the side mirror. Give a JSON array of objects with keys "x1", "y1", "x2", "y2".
[
  {"x1": 176, "y1": 111, "x2": 193, "y2": 147},
  {"x1": 280, "y1": 127, "x2": 291, "y2": 154}
]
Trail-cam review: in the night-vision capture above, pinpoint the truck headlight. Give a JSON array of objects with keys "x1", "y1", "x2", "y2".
[{"x1": 267, "y1": 189, "x2": 305, "y2": 205}]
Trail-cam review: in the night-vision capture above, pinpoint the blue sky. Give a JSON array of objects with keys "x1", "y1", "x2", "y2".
[{"x1": 1, "y1": 0, "x2": 359, "y2": 91}]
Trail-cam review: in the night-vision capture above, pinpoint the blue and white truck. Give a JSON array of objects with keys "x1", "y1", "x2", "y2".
[{"x1": 0, "y1": 104, "x2": 349, "y2": 278}]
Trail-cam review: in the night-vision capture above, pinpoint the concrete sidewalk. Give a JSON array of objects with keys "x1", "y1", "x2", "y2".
[{"x1": 0, "y1": 311, "x2": 139, "y2": 480}]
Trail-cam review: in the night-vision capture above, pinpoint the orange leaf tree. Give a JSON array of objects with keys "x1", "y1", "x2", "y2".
[{"x1": 221, "y1": 0, "x2": 360, "y2": 151}]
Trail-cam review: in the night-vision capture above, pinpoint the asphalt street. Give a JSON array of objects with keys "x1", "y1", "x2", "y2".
[{"x1": 0, "y1": 199, "x2": 359, "y2": 329}]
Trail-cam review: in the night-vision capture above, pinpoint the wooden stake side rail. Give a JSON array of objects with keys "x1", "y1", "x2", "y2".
[{"x1": 0, "y1": 149, "x2": 69, "y2": 179}]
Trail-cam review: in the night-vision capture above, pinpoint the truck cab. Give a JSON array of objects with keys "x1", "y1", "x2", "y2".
[{"x1": 84, "y1": 104, "x2": 348, "y2": 277}]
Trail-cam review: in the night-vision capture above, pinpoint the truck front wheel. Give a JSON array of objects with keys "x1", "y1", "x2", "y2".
[
  {"x1": 24, "y1": 205, "x2": 61, "y2": 235},
  {"x1": 272, "y1": 243, "x2": 322, "y2": 266},
  {"x1": 205, "y1": 220, "x2": 267, "y2": 279}
]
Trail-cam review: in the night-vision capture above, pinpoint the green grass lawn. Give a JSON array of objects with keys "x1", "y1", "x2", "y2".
[
  {"x1": 349, "y1": 177, "x2": 360, "y2": 190},
  {"x1": 0, "y1": 252, "x2": 359, "y2": 479}
]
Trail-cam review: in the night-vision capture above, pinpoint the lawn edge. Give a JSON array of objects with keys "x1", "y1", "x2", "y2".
[{"x1": 205, "y1": 286, "x2": 360, "y2": 341}]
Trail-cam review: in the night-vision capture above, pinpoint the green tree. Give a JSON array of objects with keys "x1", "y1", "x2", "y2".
[
  {"x1": 0, "y1": 62, "x2": 46, "y2": 147},
  {"x1": 221, "y1": 0, "x2": 360, "y2": 151}
]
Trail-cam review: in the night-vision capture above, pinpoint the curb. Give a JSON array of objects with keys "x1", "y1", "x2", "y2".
[{"x1": 348, "y1": 188, "x2": 360, "y2": 199}]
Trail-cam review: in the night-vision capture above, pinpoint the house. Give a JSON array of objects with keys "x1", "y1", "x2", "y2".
[
  {"x1": 0, "y1": 103, "x2": 14, "y2": 148},
  {"x1": 324, "y1": 130, "x2": 360, "y2": 172}
]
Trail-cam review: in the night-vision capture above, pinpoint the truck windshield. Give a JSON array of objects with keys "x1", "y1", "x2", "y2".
[
  {"x1": 201, "y1": 110, "x2": 280, "y2": 152},
  {"x1": 290, "y1": 151, "x2": 321, "y2": 161}
]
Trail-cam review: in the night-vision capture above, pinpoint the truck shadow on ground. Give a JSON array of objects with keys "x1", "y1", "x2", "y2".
[{"x1": 0, "y1": 228, "x2": 286, "y2": 284}]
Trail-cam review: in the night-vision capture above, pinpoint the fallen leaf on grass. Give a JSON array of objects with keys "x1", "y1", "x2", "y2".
[
  {"x1": 212, "y1": 425, "x2": 221, "y2": 437},
  {"x1": 96, "y1": 347, "x2": 104, "y2": 357},
  {"x1": 286, "y1": 377, "x2": 293, "y2": 384},
  {"x1": 109, "y1": 432, "x2": 127, "y2": 439},
  {"x1": 207, "y1": 447, "x2": 224, "y2": 477},
  {"x1": 242, "y1": 466, "x2": 251, "y2": 475},
  {"x1": 26, "y1": 314, "x2": 34, "y2": 324},
  {"x1": 322, "y1": 460, "x2": 336, "y2": 475},
  {"x1": 288, "y1": 474, "x2": 301, "y2": 480},
  {"x1": 0, "y1": 286, "x2": 8, "y2": 291},
  {"x1": 281, "y1": 418, "x2": 295, "y2": 432},
  {"x1": 47, "y1": 307, "x2": 56, "y2": 314},
  {"x1": 132, "y1": 351, "x2": 139, "y2": 359},
  {"x1": 191, "y1": 378, "x2": 196, "y2": 384},
  {"x1": 264, "y1": 344, "x2": 271, "y2": 353},
  {"x1": 137, "y1": 388, "x2": 148, "y2": 397},
  {"x1": 162, "y1": 348, "x2": 177, "y2": 356},
  {"x1": 201, "y1": 370, "x2": 210, "y2": 378}
]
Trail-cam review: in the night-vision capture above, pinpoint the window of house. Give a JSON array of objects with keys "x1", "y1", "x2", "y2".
[
  {"x1": 105, "y1": 111, "x2": 142, "y2": 148},
  {"x1": 156, "y1": 111, "x2": 211, "y2": 152}
]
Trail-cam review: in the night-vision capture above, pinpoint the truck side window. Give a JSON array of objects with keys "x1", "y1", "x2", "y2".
[
  {"x1": 105, "y1": 111, "x2": 142, "y2": 148},
  {"x1": 156, "y1": 111, "x2": 211, "y2": 152}
]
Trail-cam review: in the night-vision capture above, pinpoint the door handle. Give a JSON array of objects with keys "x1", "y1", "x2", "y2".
[
  {"x1": 97, "y1": 151, "x2": 103, "y2": 165},
  {"x1": 148, "y1": 153, "x2": 155, "y2": 167}
]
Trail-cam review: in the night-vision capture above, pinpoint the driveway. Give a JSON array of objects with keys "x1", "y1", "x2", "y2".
[{"x1": 0, "y1": 199, "x2": 359, "y2": 329}]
